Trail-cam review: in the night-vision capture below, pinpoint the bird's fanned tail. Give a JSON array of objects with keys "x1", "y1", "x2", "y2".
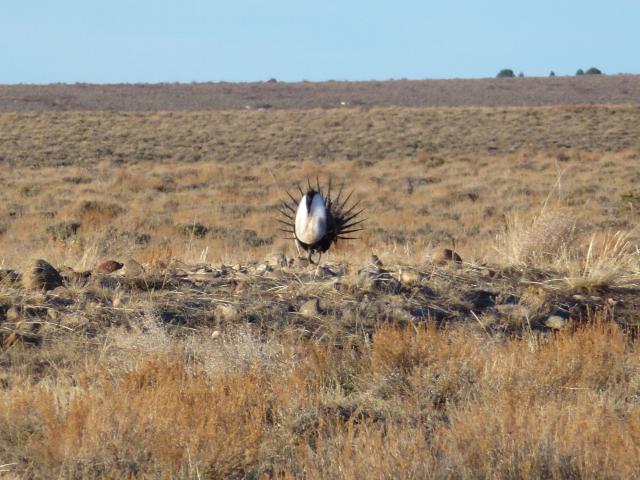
[{"x1": 277, "y1": 178, "x2": 366, "y2": 250}]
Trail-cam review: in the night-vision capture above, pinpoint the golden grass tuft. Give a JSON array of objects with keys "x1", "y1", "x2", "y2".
[
  {"x1": 1, "y1": 357, "x2": 275, "y2": 478},
  {"x1": 563, "y1": 230, "x2": 640, "y2": 292},
  {"x1": 493, "y1": 206, "x2": 577, "y2": 268}
]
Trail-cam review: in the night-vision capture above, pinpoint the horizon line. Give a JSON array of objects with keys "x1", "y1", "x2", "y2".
[{"x1": 1, "y1": 72, "x2": 637, "y2": 87}]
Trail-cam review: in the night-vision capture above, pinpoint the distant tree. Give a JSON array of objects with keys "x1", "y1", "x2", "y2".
[
  {"x1": 585, "y1": 67, "x2": 602, "y2": 75},
  {"x1": 576, "y1": 69, "x2": 585, "y2": 76},
  {"x1": 549, "y1": 71, "x2": 556, "y2": 77},
  {"x1": 518, "y1": 72, "x2": 525, "y2": 78},
  {"x1": 497, "y1": 69, "x2": 515, "y2": 78},
  {"x1": 267, "y1": 78, "x2": 278, "y2": 83}
]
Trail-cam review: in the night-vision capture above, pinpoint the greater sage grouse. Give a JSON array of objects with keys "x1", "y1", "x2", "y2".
[{"x1": 278, "y1": 179, "x2": 365, "y2": 264}]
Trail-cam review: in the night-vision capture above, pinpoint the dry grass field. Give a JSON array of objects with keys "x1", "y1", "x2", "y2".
[
  {"x1": 2, "y1": 75, "x2": 640, "y2": 111},
  {"x1": 2, "y1": 97, "x2": 640, "y2": 478}
]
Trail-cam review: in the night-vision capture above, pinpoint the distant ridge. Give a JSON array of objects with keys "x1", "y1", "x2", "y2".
[{"x1": 0, "y1": 75, "x2": 639, "y2": 111}]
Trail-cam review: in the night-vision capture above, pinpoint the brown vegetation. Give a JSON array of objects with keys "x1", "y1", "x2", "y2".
[
  {"x1": 1, "y1": 100, "x2": 640, "y2": 478},
  {"x1": 2, "y1": 106, "x2": 640, "y2": 170},
  {"x1": 2, "y1": 75, "x2": 640, "y2": 111},
  {"x1": 2, "y1": 313, "x2": 640, "y2": 478},
  {"x1": 1, "y1": 107, "x2": 639, "y2": 268}
]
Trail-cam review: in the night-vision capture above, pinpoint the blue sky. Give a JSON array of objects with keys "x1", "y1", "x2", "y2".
[{"x1": 1, "y1": 1, "x2": 637, "y2": 83}]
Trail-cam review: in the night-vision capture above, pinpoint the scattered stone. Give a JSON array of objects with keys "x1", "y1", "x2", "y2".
[
  {"x1": 480, "y1": 267, "x2": 496, "y2": 278},
  {"x1": 194, "y1": 266, "x2": 214, "y2": 274},
  {"x1": 6, "y1": 307, "x2": 19, "y2": 322},
  {"x1": 58, "y1": 266, "x2": 92, "y2": 285},
  {"x1": 0, "y1": 269, "x2": 20, "y2": 286},
  {"x1": 22, "y1": 259, "x2": 64, "y2": 291},
  {"x1": 326, "y1": 263, "x2": 347, "y2": 276},
  {"x1": 571, "y1": 294, "x2": 604, "y2": 305},
  {"x1": 399, "y1": 268, "x2": 421, "y2": 285},
  {"x1": 357, "y1": 268, "x2": 378, "y2": 289},
  {"x1": 357, "y1": 268, "x2": 402, "y2": 293},
  {"x1": 432, "y1": 248, "x2": 463, "y2": 266},
  {"x1": 255, "y1": 263, "x2": 272, "y2": 274},
  {"x1": 122, "y1": 259, "x2": 145, "y2": 279},
  {"x1": 545, "y1": 315, "x2": 567, "y2": 330},
  {"x1": 98, "y1": 275, "x2": 128, "y2": 289},
  {"x1": 211, "y1": 330, "x2": 221, "y2": 339},
  {"x1": 269, "y1": 252, "x2": 288, "y2": 267},
  {"x1": 312, "y1": 265, "x2": 338, "y2": 279},
  {"x1": 295, "y1": 257, "x2": 310, "y2": 268},
  {"x1": 390, "y1": 307, "x2": 413, "y2": 322},
  {"x1": 299, "y1": 298, "x2": 321, "y2": 317},
  {"x1": 188, "y1": 271, "x2": 221, "y2": 282},
  {"x1": 495, "y1": 304, "x2": 531, "y2": 321},
  {"x1": 462, "y1": 290, "x2": 497, "y2": 310},
  {"x1": 186, "y1": 266, "x2": 220, "y2": 281},
  {"x1": 215, "y1": 304, "x2": 240, "y2": 322},
  {"x1": 268, "y1": 269, "x2": 287, "y2": 280},
  {"x1": 47, "y1": 287, "x2": 74, "y2": 305},
  {"x1": 95, "y1": 260, "x2": 124, "y2": 274},
  {"x1": 112, "y1": 294, "x2": 127, "y2": 308}
]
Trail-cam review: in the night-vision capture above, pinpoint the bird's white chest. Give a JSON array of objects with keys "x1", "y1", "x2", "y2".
[{"x1": 295, "y1": 194, "x2": 327, "y2": 244}]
